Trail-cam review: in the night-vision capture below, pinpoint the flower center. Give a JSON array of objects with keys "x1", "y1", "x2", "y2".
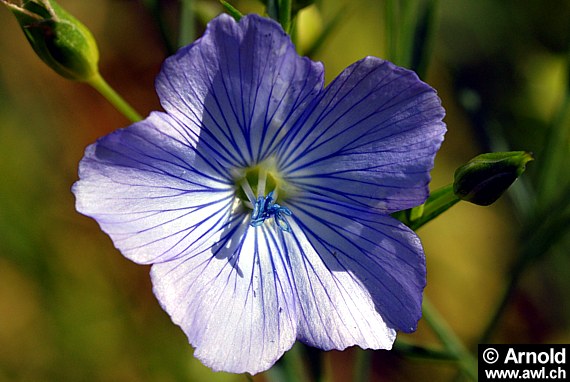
[{"x1": 234, "y1": 161, "x2": 293, "y2": 232}]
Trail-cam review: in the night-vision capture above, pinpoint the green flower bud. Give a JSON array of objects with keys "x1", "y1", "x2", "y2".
[
  {"x1": 453, "y1": 151, "x2": 533, "y2": 206},
  {"x1": 2, "y1": 0, "x2": 99, "y2": 81}
]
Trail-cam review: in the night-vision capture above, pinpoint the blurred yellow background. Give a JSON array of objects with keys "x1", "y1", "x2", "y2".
[{"x1": 1, "y1": 0, "x2": 569, "y2": 381}]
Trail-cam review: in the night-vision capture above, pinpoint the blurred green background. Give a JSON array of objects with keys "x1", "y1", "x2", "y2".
[{"x1": 0, "y1": 0, "x2": 569, "y2": 381}]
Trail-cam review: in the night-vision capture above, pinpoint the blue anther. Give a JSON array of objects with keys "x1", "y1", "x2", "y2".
[{"x1": 249, "y1": 191, "x2": 292, "y2": 232}]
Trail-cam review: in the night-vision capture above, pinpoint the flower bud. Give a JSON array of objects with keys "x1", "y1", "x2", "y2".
[
  {"x1": 453, "y1": 151, "x2": 533, "y2": 206},
  {"x1": 3, "y1": 0, "x2": 99, "y2": 81}
]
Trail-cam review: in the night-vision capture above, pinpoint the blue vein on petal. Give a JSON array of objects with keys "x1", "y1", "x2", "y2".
[
  {"x1": 291, "y1": 195, "x2": 422, "y2": 272},
  {"x1": 167, "y1": 27, "x2": 323, "y2": 168},
  {"x1": 277, "y1": 61, "x2": 438, "y2": 173},
  {"x1": 115, "y1": 196, "x2": 235, "y2": 254},
  {"x1": 282, "y1": 95, "x2": 437, "y2": 174},
  {"x1": 120, "y1": 127, "x2": 232, "y2": 184},
  {"x1": 176, "y1": 55, "x2": 248, "y2": 167},
  {"x1": 287, "y1": 198, "x2": 418, "y2": 314},
  {"x1": 285, "y1": 221, "x2": 368, "y2": 344},
  {"x1": 258, "y1": 60, "x2": 319, "y2": 162},
  {"x1": 94, "y1": 138, "x2": 230, "y2": 190},
  {"x1": 276, "y1": 60, "x2": 384, "y2": 167},
  {"x1": 166, "y1": 49, "x2": 247, "y2": 167}
]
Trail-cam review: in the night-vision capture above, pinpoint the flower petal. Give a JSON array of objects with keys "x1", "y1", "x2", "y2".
[
  {"x1": 156, "y1": 14, "x2": 323, "y2": 167},
  {"x1": 279, "y1": 57, "x2": 446, "y2": 212},
  {"x1": 73, "y1": 112, "x2": 235, "y2": 264},
  {"x1": 284, "y1": 193, "x2": 426, "y2": 349},
  {"x1": 151, "y1": 223, "x2": 298, "y2": 374}
]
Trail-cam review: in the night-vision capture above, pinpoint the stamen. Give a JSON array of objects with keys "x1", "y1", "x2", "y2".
[
  {"x1": 249, "y1": 191, "x2": 292, "y2": 232},
  {"x1": 272, "y1": 203, "x2": 292, "y2": 233}
]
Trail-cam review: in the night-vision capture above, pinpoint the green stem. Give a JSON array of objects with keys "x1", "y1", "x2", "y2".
[
  {"x1": 353, "y1": 349, "x2": 371, "y2": 382},
  {"x1": 179, "y1": 0, "x2": 195, "y2": 47},
  {"x1": 393, "y1": 184, "x2": 460, "y2": 230},
  {"x1": 384, "y1": 0, "x2": 398, "y2": 63},
  {"x1": 220, "y1": 0, "x2": 243, "y2": 21},
  {"x1": 266, "y1": 0, "x2": 279, "y2": 23},
  {"x1": 412, "y1": 0, "x2": 440, "y2": 79},
  {"x1": 142, "y1": 0, "x2": 175, "y2": 54},
  {"x1": 270, "y1": 343, "x2": 311, "y2": 382},
  {"x1": 399, "y1": 0, "x2": 417, "y2": 68},
  {"x1": 413, "y1": 184, "x2": 460, "y2": 230},
  {"x1": 536, "y1": 50, "x2": 570, "y2": 207},
  {"x1": 422, "y1": 298, "x2": 478, "y2": 381},
  {"x1": 88, "y1": 74, "x2": 142, "y2": 123},
  {"x1": 384, "y1": 0, "x2": 424, "y2": 69},
  {"x1": 278, "y1": 0, "x2": 292, "y2": 33}
]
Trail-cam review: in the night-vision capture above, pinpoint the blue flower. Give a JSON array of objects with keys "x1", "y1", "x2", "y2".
[{"x1": 73, "y1": 14, "x2": 446, "y2": 374}]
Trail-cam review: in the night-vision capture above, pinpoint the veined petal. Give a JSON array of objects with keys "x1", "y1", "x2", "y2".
[
  {"x1": 156, "y1": 14, "x2": 323, "y2": 167},
  {"x1": 151, "y1": 223, "x2": 298, "y2": 374},
  {"x1": 279, "y1": 57, "x2": 446, "y2": 212},
  {"x1": 284, "y1": 194, "x2": 426, "y2": 349},
  {"x1": 73, "y1": 112, "x2": 235, "y2": 264}
]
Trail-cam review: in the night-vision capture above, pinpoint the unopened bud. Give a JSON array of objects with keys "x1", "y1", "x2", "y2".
[
  {"x1": 2, "y1": 0, "x2": 99, "y2": 81},
  {"x1": 453, "y1": 151, "x2": 533, "y2": 206}
]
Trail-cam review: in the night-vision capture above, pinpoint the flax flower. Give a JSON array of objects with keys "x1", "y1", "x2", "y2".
[{"x1": 73, "y1": 14, "x2": 446, "y2": 374}]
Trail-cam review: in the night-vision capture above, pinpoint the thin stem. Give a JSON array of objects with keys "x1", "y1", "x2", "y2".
[
  {"x1": 536, "y1": 50, "x2": 570, "y2": 207},
  {"x1": 414, "y1": 184, "x2": 460, "y2": 229},
  {"x1": 281, "y1": 343, "x2": 312, "y2": 382},
  {"x1": 353, "y1": 349, "x2": 371, "y2": 382},
  {"x1": 412, "y1": 0, "x2": 440, "y2": 79},
  {"x1": 278, "y1": 0, "x2": 292, "y2": 33},
  {"x1": 220, "y1": 0, "x2": 243, "y2": 21},
  {"x1": 142, "y1": 0, "x2": 175, "y2": 54},
  {"x1": 399, "y1": 0, "x2": 417, "y2": 68},
  {"x1": 384, "y1": 0, "x2": 398, "y2": 63},
  {"x1": 422, "y1": 298, "x2": 478, "y2": 381},
  {"x1": 88, "y1": 74, "x2": 142, "y2": 123},
  {"x1": 393, "y1": 184, "x2": 460, "y2": 231},
  {"x1": 179, "y1": 0, "x2": 195, "y2": 47},
  {"x1": 265, "y1": 0, "x2": 278, "y2": 22}
]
